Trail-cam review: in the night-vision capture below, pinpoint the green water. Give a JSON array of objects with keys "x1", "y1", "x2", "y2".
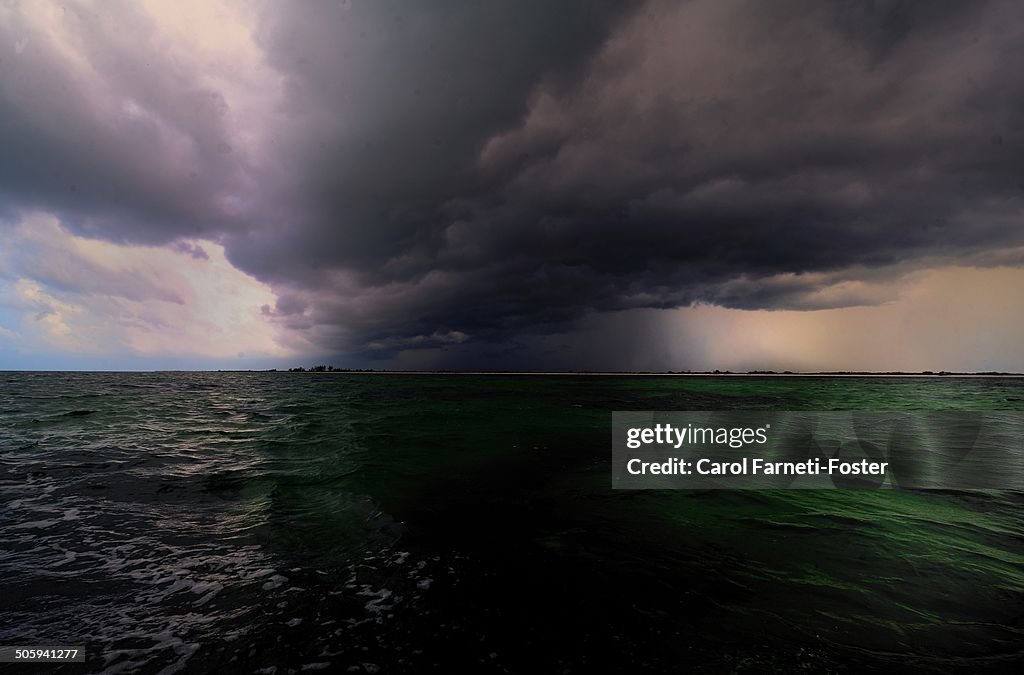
[{"x1": 0, "y1": 373, "x2": 1021, "y2": 672}]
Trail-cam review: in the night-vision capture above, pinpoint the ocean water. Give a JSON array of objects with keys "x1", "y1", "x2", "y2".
[{"x1": 1, "y1": 372, "x2": 1022, "y2": 673}]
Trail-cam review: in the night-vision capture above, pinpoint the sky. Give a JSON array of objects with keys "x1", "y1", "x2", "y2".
[{"x1": 1, "y1": 0, "x2": 1023, "y2": 372}]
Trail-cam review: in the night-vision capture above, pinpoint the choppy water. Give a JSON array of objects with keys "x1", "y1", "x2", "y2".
[{"x1": 1, "y1": 372, "x2": 1022, "y2": 673}]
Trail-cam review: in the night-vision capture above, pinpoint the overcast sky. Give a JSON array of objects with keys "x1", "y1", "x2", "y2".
[{"x1": 1, "y1": 0, "x2": 1023, "y2": 371}]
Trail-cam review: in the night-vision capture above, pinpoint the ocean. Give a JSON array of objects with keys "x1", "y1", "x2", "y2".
[{"x1": 1, "y1": 372, "x2": 1022, "y2": 673}]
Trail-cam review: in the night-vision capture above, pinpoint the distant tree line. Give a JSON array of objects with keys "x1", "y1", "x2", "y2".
[{"x1": 285, "y1": 365, "x2": 377, "y2": 372}]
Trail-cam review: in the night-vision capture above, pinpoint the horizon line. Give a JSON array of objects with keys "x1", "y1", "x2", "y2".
[{"x1": 3, "y1": 369, "x2": 1024, "y2": 377}]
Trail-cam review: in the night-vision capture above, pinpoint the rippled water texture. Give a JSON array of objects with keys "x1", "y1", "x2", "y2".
[{"x1": 1, "y1": 373, "x2": 1022, "y2": 673}]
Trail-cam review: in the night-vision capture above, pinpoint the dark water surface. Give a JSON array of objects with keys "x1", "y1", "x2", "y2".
[{"x1": 1, "y1": 373, "x2": 1022, "y2": 673}]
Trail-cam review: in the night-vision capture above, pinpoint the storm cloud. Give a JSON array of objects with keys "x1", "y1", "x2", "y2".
[{"x1": 2, "y1": 0, "x2": 1023, "y2": 366}]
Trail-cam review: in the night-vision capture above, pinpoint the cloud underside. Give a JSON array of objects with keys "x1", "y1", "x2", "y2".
[{"x1": 2, "y1": 0, "x2": 1023, "y2": 364}]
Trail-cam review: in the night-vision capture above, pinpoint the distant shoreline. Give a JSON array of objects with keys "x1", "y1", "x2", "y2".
[
  {"x1": 252, "y1": 370, "x2": 1024, "y2": 377},
  {"x1": 4, "y1": 370, "x2": 1024, "y2": 377}
]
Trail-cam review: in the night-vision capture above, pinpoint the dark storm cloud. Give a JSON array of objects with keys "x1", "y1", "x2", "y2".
[
  {"x1": 2, "y1": 0, "x2": 1023, "y2": 361},
  {"x1": 246, "y1": 0, "x2": 1024, "y2": 357},
  {"x1": 225, "y1": 0, "x2": 638, "y2": 278}
]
